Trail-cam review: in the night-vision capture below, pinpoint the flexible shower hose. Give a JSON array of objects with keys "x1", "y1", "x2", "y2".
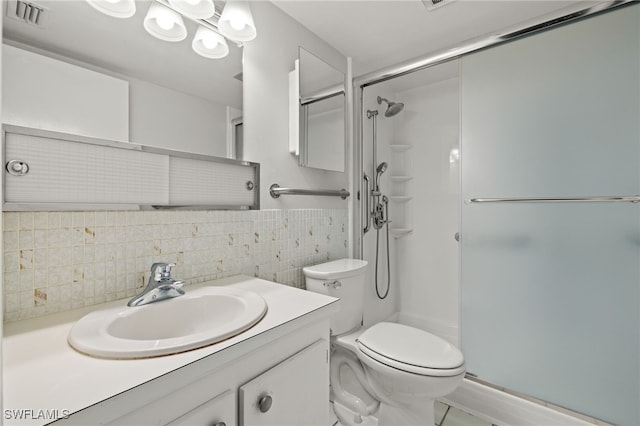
[{"x1": 375, "y1": 200, "x2": 390, "y2": 300}]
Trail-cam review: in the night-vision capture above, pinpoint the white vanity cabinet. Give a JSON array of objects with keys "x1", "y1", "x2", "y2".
[
  {"x1": 60, "y1": 328, "x2": 330, "y2": 426},
  {"x1": 239, "y1": 340, "x2": 328, "y2": 425},
  {"x1": 167, "y1": 390, "x2": 236, "y2": 426}
]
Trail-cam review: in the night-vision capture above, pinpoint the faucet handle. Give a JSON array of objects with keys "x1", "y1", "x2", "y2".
[{"x1": 151, "y1": 262, "x2": 175, "y2": 280}]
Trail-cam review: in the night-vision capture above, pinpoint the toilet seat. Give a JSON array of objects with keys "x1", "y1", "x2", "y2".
[{"x1": 356, "y1": 322, "x2": 465, "y2": 377}]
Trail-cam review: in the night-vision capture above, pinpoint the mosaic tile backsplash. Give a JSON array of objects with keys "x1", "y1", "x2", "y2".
[{"x1": 3, "y1": 209, "x2": 348, "y2": 322}]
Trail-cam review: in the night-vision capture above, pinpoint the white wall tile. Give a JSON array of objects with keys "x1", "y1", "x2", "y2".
[{"x1": 3, "y1": 209, "x2": 348, "y2": 322}]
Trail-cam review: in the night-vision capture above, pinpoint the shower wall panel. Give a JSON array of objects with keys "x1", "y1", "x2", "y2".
[
  {"x1": 460, "y1": 5, "x2": 639, "y2": 425},
  {"x1": 394, "y1": 76, "x2": 460, "y2": 344}
]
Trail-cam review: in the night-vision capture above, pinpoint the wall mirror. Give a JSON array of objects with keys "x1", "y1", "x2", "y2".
[
  {"x1": 298, "y1": 46, "x2": 345, "y2": 172},
  {"x1": 2, "y1": 0, "x2": 243, "y2": 159}
]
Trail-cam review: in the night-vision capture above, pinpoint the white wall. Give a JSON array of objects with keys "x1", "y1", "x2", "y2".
[
  {"x1": 2, "y1": 44, "x2": 129, "y2": 142},
  {"x1": 243, "y1": 2, "x2": 349, "y2": 210}
]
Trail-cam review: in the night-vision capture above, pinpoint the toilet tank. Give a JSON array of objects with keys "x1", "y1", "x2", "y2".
[{"x1": 303, "y1": 259, "x2": 368, "y2": 335}]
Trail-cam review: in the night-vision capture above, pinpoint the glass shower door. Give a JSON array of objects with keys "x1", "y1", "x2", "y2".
[{"x1": 460, "y1": 5, "x2": 639, "y2": 425}]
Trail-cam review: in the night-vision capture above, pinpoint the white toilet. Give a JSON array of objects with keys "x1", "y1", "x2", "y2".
[{"x1": 303, "y1": 258, "x2": 465, "y2": 426}]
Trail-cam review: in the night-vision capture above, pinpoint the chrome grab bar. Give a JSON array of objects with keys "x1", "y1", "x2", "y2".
[
  {"x1": 363, "y1": 174, "x2": 371, "y2": 234},
  {"x1": 466, "y1": 195, "x2": 640, "y2": 204},
  {"x1": 269, "y1": 184, "x2": 349, "y2": 200}
]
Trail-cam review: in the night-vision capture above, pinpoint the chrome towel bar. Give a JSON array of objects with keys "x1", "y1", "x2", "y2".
[
  {"x1": 466, "y1": 195, "x2": 640, "y2": 204},
  {"x1": 269, "y1": 183, "x2": 350, "y2": 200}
]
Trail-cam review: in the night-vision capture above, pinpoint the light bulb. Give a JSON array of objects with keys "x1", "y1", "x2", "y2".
[
  {"x1": 230, "y1": 18, "x2": 246, "y2": 31},
  {"x1": 168, "y1": 0, "x2": 215, "y2": 19},
  {"x1": 156, "y1": 14, "x2": 175, "y2": 31},
  {"x1": 144, "y1": 3, "x2": 187, "y2": 42},
  {"x1": 202, "y1": 33, "x2": 219, "y2": 49},
  {"x1": 192, "y1": 26, "x2": 228, "y2": 59},
  {"x1": 86, "y1": 0, "x2": 136, "y2": 18},
  {"x1": 218, "y1": 1, "x2": 256, "y2": 41}
]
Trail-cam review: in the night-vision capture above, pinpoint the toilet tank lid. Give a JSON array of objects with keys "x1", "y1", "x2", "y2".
[{"x1": 303, "y1": 259, "x2": 368, "y2": 279}]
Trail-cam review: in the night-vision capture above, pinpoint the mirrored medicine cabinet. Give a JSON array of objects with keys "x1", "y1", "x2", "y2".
[{"x1": 295, "y1": 46, "x2": 346, "y2": 173}]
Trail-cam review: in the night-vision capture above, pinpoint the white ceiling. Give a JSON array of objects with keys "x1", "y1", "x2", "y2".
[{"x1": 271, "y1": 0, "x2": 593, "y2": 76}]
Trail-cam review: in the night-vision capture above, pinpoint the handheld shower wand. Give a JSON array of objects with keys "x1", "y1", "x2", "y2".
[{"x1": 375, "y1": 161, "x2": 388, "y2": 190}]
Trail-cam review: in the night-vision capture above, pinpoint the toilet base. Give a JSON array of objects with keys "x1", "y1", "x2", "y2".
[
  {"x1": 332, "y1": 398, "x2": 437, "y2": 426},
  {"x1": 333, "y1": 400, "x2": 378, "y2": 426}
]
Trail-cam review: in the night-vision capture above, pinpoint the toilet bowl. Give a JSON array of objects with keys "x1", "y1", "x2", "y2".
[
  {"x1": 303, "y1": 259, "x2": 465, "y2": 426},
  {"x1": 356, "y1": 322, "x2": 465, "y2": 425}
]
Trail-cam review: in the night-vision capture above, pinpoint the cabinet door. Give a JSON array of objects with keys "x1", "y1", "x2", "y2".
[
  {"x1": 167, "y1": 389, "x2": 236, "y2": 426},
  {"x1": 239, "y1": 339, "x2": 329, "y2": 426}
]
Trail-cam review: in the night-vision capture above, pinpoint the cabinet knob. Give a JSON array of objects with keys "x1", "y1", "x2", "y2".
[
  {"x1": 211, "y1": 423, "x2": 226, "y2": 426},
  {"x1": 258, "y1": 394, "x2": 272, "y2": 413}
]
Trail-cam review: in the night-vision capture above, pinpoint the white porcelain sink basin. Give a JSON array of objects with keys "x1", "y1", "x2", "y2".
[{"x1": 68, "y1": 286, "x2": 267, "y2": 359}]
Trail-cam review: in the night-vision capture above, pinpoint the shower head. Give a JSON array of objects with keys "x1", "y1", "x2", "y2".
[{"x1": 377, "y1": 96, "x2": 404, "y2": 117}]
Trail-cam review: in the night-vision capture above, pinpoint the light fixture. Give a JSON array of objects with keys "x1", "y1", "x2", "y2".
[
  {"x1": 85, "y1": 0, "x2": 257, "y2": 60},
  {"x1": 86, "y1": 0, "x2": 136, "y2": 19},
  {"x1": 144, "y1": 2, "x2": 187, "y2": 42},
  {"x1": 218, "y1": 0, "x2": 256, "y2": 42},
  {"x1": 192, "y1": 26, "x2": 229, "y2": 59},
  {"x1": 168, "y1": 0, "x2": 215, "y2": 20}
]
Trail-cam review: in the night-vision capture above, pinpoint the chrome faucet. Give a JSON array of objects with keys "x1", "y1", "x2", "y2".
[{"x1": 127, "y1": 262, "x2": 185, "y2": 307}]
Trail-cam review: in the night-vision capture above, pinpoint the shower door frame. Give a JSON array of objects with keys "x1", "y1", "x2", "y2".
[{"x1": 351, "y1": 0, "x2": 635, "y2": 422}]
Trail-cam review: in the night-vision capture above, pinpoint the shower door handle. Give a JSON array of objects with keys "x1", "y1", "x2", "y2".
[{"x1": 363, "y1": 174, "x2": 371, "y2": 234}]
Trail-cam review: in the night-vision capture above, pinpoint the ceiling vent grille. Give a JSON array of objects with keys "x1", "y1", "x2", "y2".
[
  {"x1": 421, "y1": 0, "x2": 456, "y2": 12},
  {"x1": 5, "y1": 0, "x2": 48, "y2": 26}
]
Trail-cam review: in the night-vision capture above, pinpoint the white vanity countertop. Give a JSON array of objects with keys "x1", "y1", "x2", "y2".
[{"x1": 3, "y1": 275, "x2": 339, "y2": 425}]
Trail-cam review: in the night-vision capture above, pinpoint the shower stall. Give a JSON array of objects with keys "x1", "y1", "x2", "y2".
[{"x1": 355, "y1": 3, "x2": 639, "y2": 425}]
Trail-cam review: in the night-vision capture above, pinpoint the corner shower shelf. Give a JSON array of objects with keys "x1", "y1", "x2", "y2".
[
  {"x1": 390, "y1": 144, "x2": 413, "y2": 152},
  {"x1": 390, "y1": 175, "x2": 413, "y2": 183},
  {"x1": 388, "y1": 145, "x2": 413, "y2": 233},
  {"x1": 390, "y1": 195, "x2": 413, "y2": 203},
  {"x1": 390, "y1": 228, "x2": 413, "y2": 238}
]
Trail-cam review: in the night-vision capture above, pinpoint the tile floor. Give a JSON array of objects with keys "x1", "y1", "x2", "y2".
[
  {"x1": 435, "y1": 401, "x2": 495, "y2": 426},
  {"x1": 332, "y1": 400, "x2": 494, "y2": 426}
]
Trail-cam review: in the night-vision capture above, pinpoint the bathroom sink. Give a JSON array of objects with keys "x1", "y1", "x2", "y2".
[{"x1": 68, "y1": 286, "x2": 267, "y2": 359}]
